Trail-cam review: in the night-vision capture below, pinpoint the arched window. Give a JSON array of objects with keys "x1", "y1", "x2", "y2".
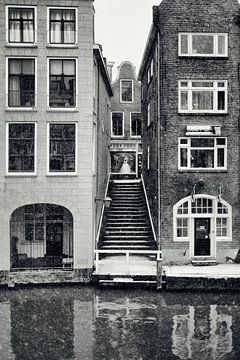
[
  {"x1": 10, "y1": 203, "x2": 73, "y2": 270},
  {"x1": 173, "y1": 195, "x2": 232, "y2": 242}
]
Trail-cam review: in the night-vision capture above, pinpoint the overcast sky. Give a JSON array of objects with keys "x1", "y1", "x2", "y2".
[{"x1": 94, "y1": 0, "x2": 160, "y2": 80}]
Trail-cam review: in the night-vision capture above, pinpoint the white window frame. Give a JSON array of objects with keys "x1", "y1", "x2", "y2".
[
  {"x1": 111, "y1": 111, "x2": 124, "y2": 138},
  {"x1": 147, "y1": 103, "x2": 151, "y2": 127},
  {"x1": 179, "y1": 80, "x2": 228, "y2": 114},
  {"x1": 120, "y1": 79, "x2": 134, "y2": 103},
  {"x1": 178, "y1": 137, "x2": 227, "y2": 171},
  {"x1": 130, "y1": 112, "x2": 142, "y2": 138},
  {"x1": 178, "y1": 33, "x2": 228, "y2": 57},
  {"x1": 6, "y1": 122, "x2": 37, "y2": 176},
  {"x1": 47, "y1": 57, "x2": 78, "y2": 111},
  {"x1": 6, "y1": 57, "x2": 37, "y2": 110},
  {"x1": 6, "y1": 5, "x2": 37, "y2": 46},
  {"x1": 173, "y1": 195, "x2": 232, "y2": 244},
  {"x1": 47, "y1": 122, "x2": 77, "y2": 176},
  {"x1": 47, "y1": 7, "x2": 78, "y2": 47}
]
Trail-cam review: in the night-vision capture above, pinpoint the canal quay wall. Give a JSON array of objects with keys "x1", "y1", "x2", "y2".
[{"x1": 1, "y1": 264, "x2": 240, "y2": 290}]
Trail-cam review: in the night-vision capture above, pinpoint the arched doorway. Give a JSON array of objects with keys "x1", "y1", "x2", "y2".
[
  {"x1": 10, "y1": 204, "x2": 73, "y2": 269},
  {"x1": 173, "y1": 195, "x2": 232, "y2": 258}
]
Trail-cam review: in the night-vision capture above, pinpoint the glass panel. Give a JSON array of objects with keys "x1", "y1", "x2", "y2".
[
  {"x1": 180, "y1": 35, "x2": 188, "y2": 54},
  {"x1": 216, "y1": 138, "x2": 225, "y2": 145},
  {"x1": 50, "y1": 9, "x2": 62, "y2": 21},
  {"x1": 9, "y1": 59, "x2": 22, "y2": 74},
  {"x1": 63, "y1": 9, "x2": 75, "y2": 21},
  {"x1": 218, "y1": 35, "x2": 226, "y2": 55},
  {"x1": 50, "y1": 60, "x2": 62, "y2": 75},
  {"x1": 180, "y1": 91, "x2": 188, "y2": 110},
  {"x1": 192, "y1": 82, "x2": 213, "y2": 88},
  {"x1": 192, "y1": 35, "x2": 214, "y2": 54},
  {"x1": 8, "y1": 124, "x2": 35, "y2": 172},
  {"x1": 218, "y1": 202, "x2": 228, "y2": 214},
  {"x1": 177, "y1": 202, "x2": 188, "y2": 215},
  {"x1": 180, "y1": 148, "x2": 188, "y2": 167},
  {"x1": 63, "y1": 60, "x2": 75, "y2": 75},
  {"x1": 217, "y1": 148, "x2": 225, "y2": 167},
  {"x1": 191, "y1": 150, "x2": 214, "y2": 168},
  {"x1": 9, "y1": 9, "x2": 21, "y2": 19},
  {"x1": 216, "y1": 218, "x2": 228, "y2": 237},
  {"x1": 176, "y1": 218, "x2": 188, "y2": 237},
  {"x1": 180, "y1": 139, "x2": 188, "y2": 145},
  {"x1": 22, "y1": 60, "x2": 34, "y2": 75},
  {"x1": 218, "y1": 91, "x2": 225, "y2": 110},
  {"x1": 191, "y1": 138, "x2": 214, "y2": 147},
  {"x1": 49, "y1": 124, "x2": 75, "y2": 172},
  {"x1": 192, "y1": 198, "x2": 213, "y2": 214},
  {"x1": 192, "y1": 91, "x2": 213, "y2": 110},
  {"x1": 180, "y1": 81, "x2": 188, "y2": 87},
  {"x1": 112, "y1": 113, "x2": 123, "y2": 136},
  {"x1": 121, "y1": 80, "x2": 133, "y2": 102},
  {"x1": 217, "y1": 82, "x2": 225, "y2": 87}
]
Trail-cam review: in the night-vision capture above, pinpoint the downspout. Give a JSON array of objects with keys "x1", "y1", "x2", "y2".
[{"x1": 153, "y1": 20, "x2": 162, "y2": 289}]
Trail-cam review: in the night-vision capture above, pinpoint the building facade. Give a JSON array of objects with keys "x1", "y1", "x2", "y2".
[
  {"x1": 139, "y1": 0, "x2": 240, "y2": 264},
  {"x1": 0, "y1": 0, "x2": 112, "y2": 283},
  {"x1": 109, "y1": 61, "x2": 142, "y2": 177}
]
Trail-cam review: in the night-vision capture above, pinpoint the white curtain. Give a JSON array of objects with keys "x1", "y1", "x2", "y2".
[
  {"x1": 9, "y1": 9, "x2": 21, "y2": 42},
  {"x1": 50, "y1": 11, "x2": 61, "y2": 43},
  {"x1": 64, "y1": 10, "x2": 75, "y2": 43},
  {"x1": 22, "y1": 9, "x2": 34, "y2": 43}
]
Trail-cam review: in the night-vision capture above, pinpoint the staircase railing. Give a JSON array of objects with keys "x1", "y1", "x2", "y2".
[
  {"x1": 96, "y1": 173, "x2": 111, "y2": 244},
  {"x1": 141, "y1": 174, "x2": 157, "y2": 243}
]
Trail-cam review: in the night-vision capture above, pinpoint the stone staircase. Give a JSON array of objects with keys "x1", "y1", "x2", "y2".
[{"x1": 98, "y1": 179, "x2": 156, "y2": 252}]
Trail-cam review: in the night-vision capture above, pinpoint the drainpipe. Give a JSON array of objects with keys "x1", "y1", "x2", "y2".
[{"x1": 153, "y1": 19, "x2": 163, "y2": 290}]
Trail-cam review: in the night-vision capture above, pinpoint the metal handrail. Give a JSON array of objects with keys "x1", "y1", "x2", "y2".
[
  {"x1": 141, "y1": 174, "x2": 157, "y2": 243},
  {"x1": 96, "y1": 173, "x2": 111, "y2": 243}
]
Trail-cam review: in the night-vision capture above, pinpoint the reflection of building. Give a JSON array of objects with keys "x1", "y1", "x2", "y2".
[
  {"x1": 138, "y1": 0, "x2": 240, "y2": 264},
  {"x1": 172, "y1": 305, "x2": 232, "y2": 359},
  {"x1": 108, "y1": 61, "x2": 142, "y2": 177},
  {"x1": 0, "y1": 0, "x2": 113, "y2": 282}
]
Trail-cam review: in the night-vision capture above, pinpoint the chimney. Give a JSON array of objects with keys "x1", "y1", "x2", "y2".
[{"x1": 107, "y1": 61, "x2": 115, "y2": 81}]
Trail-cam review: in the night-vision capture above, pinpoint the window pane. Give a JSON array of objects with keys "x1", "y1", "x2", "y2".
[
  {"x1": 192, "y1": 91, "x2": 213, "y2": 110},
  {"x1": 63, "y1": 9, "x2": 75, "y2": 21},
  {"x1": 216, "y1": 138, "x2": 225, "y2": 145},
  {"x1": 49, "y1": 124, "x2": 76, "y2": 172},
  {"x1": 121, "y1": 81, "x2": 133, "y2": 102},
  {"x1": 217, "y1": 148, "x2": 225, "y2": 167},
  {"x1": 218, "y1": 35, "x2": 226, "y2": 55},
  {"x1": 217, "y1": 91, "x2": 225, "y2": 110},
  {"x1": 112, "y1": 113, "x2": 123, "y2": 136},
  {"x1": 191, "y1": 138, "x2": 214, "y2": 147},
  {"x1": 192, "y1": 35, "x2": 214, "y2": 54},
  {"x1": 50, "y1": 60, "x2": 62, "y2": 75},
  {"x1": 8, "y1": 124, "x2": 35, "y2": 172},
  {"x1": 192, "y1": 82, "x2": 213, "y2": 87},
  {"x1": 180, "y1": 148, "x2": 188, "y2": 167},
  {"x1": 63, "y1": 60, "x2": 75, "y2": 75},
  {"x1": 191, "y1": 150, "x2": 214, "y2": 168},
  {"x1": 180, "y1": 35, "x2": 188, "y2": 54},
  {"x1": 180, "y1": 91, "x2": 188, "y2": 110}
]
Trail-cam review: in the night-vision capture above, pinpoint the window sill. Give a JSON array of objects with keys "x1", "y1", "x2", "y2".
[
  {"x1": 46, "y1": 173, "x2": 78, "y2": 177},
  {"x1": 5, "y1": 43, "x2": 38, "y2": 48},
  {"x1": 47, "y1": 108, "x2": 78, "y2": 112},
  {"x1": 46, "y1": 44, "x2": 78, "y2": 49},
  {"x1": 5, "y1": 107, "x2": 37, "y2": 112},
  {"x1": 178, "y1": 55, "x2": 228, "y2": 59},
  {"x1": 178, "y1": 112, "x2": 228, "y2": 116},
  {"x1": 178, "y1": 169, "x2": 227, "y2": 173},
  {"x1": 5, "y1": 174, "x2": 37, "y2": 177}
]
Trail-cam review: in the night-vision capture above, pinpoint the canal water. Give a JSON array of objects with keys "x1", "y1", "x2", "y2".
[{"x1": 0, "y1": 286, "x2": 239, "y2": 360}]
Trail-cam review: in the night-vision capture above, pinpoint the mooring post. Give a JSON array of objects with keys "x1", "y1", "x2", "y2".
[{"x1": 156, "y1": 250, "x2": 162, "y2": 290}]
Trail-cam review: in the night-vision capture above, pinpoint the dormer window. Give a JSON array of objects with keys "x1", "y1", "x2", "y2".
[{"x1": 179, "y1": 33, "x2": 228, "y2": 57}]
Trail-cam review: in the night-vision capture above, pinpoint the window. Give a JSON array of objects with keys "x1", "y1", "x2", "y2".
[
  {"x1": 130, "y1": 113, "x2": 142, "y2": 137},
  {"x1": 8, "y1": 58, "x2": 36, "y2": 108},
  {"x1": 111, "y1": 112, "x2": 124, "y2": 137},
  {"x1": 48, "y1": 59, "x2": 76, "y2": 108},
  {"x1": 174, "y1": 196, "x2": 232, "y2": 242},
  {"x1": 147, "y1": 145, "x2": 150, "y2": 170},
  {"x1": 179, "y1": 33, "x2": 228, "y2": 57},
  {"x1": 7, "y1": 123, "x2": 36, "y2": 174},
  {"x1": 147, "y1": 59, "x2": 153, "y2": 84},
  {"x1": 120, "y1": 80, "x2": 133, "y2": 102},
  {"x1": 179, "y1": 80, "x2": 227, "y2": 113},
  {"x1": 179, "y1": 137, "x2": 227, "y2": 170},
  {"x1": 7, "y1": 6, "x2": 36, "y2": 44},
  {"x1": 48, "y1": 8, "x2": 77, "y2": 45},
  {"x1": 48, "y1": 123, "x2": 76, "y2": 173}
]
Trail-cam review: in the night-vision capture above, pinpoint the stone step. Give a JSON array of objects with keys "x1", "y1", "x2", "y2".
[
  {"x1": 105, "y1": 226, "x2": 149, "y2": 230},
  {"x1": 100, "y1": 245, "x2": 151, "y2": 250}
]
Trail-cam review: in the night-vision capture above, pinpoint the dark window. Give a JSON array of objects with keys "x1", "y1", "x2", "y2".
[
  {"x1": 8, "y1": 59, "x2": 35, "y2": 107},
  {"x1": 49, "y1": 124, "x2": 76, "y2": 172},
  {"x1": 8, "y1": 7, "x2": 35, "y2": 43},
  {"x1": 131, "y1": 113, "x2": 142, "y2": 137},
  {"x1": 49, "y1": 59, "x2": 76, "y2": 108},
  {"x1": 112, "y1": 112, "x2": 123, "y2": 136},
  {"x1": 8, "y1": 123, "x2": 35, "y2": 172},
  {"x1": 121, "y1": 80, "x2": 133, "y2": 102},
  {"x1": 49, "y1": 9, "x2": 76, "y2": 44}
]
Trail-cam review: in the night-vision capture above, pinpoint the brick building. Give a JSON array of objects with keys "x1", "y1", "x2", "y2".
[
  {"x1": 0, "y1": 0, "x2": 113, "y2": 284},
  {"x1": 109, "y1": 61, "x2": 142, "y2": 178},
  {"x1": 138, "y1": 0, "x2": 240, "y2": 264}
]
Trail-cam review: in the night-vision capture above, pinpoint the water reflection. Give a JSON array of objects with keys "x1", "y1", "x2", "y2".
[{"x1": 0, "y1": 287, "x2": 239, "y2": 359}]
